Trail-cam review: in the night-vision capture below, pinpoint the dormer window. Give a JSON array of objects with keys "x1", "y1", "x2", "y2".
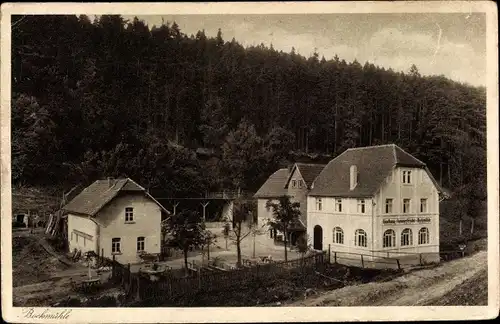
[
  {"x1": 357, "y1": 199, "x2": 365, "y2": 213},
  {"x1": 402, "y1": 170, "x2": 412, "y2": 184},
  {"x1": 125, "y1": 207, "x2": 134, "y2": 222},
  {"x1": 316, "y1": 198, "x2": 322, "y2": 211},
  {"x1": 298, "y1": 180, "x2": 303, "y2": 188},
  {"x1": 291, "y1": 180, "x2": 297, "y2": 188}
]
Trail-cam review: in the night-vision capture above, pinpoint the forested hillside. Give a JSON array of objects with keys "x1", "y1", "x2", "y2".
[{"x1": 11, "y1": 15, "x2": 487, "y2": 213}]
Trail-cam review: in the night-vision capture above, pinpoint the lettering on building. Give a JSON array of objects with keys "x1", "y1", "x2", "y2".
[{"x1": 382, "y1": 217, "x2": 431, "y2": 225}]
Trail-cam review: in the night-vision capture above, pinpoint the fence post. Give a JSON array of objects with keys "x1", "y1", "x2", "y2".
[
  {"x1": 198, "y1": 267, "x2": 202, "y2": 290},
  {"x1": 419, "y1": 253, "x2": 423, "y2": 266},
  {"x1": 112, "y1": 254, "x2": 115, "y2": 279},
  {"x1": 334, "y1": 252, "x2": 337, "y2": 264},
  {"x1": 328, "y1": 244, "x2": 331, "y2": 264},
  {"x1": 396, "y1": 259, "x2": 401, "y2": 270},
  {"x1": 361, "y1": 255, "x2": 364, "y2": 268},
  {"x1": 101, "y1": 248, "x2": 104, "y2": 264}
]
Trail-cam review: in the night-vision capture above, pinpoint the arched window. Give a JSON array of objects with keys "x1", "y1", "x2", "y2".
[
  {"x1": 333, "y1": 227, "x2": 344, "y2": 244},
  {"x1": 418, "y1": 227, "x2": 430, "y2": 245},
  {"x1": 383, "y1": 229, "x2": 396, "y2": 248},
  {"x1": 354, "y1": 229, "x2": 367, "y2": 247},
  {"x1": 401, "y1": 228, "x2": 413, "y2": 246}
]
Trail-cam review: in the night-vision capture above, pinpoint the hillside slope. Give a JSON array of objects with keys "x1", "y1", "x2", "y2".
[{"x1": 290, "y1": 246, "x2": 487, "y2": 306}]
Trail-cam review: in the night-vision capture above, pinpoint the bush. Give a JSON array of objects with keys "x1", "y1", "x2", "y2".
[{"x1": 12, "y1": 221, "x2": 26, "y2": 228}]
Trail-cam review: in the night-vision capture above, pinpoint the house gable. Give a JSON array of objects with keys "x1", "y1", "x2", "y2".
[
  {"x1": 284, "y1": 163, "x2": 326, "y2": 190},
  {"x1": 284, "y1": 164, "x2": 305, "y2": 189}
]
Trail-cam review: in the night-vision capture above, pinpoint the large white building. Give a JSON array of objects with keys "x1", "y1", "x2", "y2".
[{"x1": 306, "y1": 144, "x2": 443, "y2": 264}]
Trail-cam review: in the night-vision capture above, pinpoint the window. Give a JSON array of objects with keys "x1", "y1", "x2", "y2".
[
  {"x1": 291, "y1": 180, "x2": 296, "y2": 188},
  {"x1": 402, "y1": 170, "x2": 412, "y2": 184},
  {"x1": 71, "y1": 232, "x2": 73, "y2": 241},
  {"x1": 401, "y1": 228, "x2": 413, "y2": 246},
  {"x1": 335, "y1": 199, "x2": 342, "y2": 212},
  {"x1": 383, "y1": 229, "x2": 396, "y2": 248},
  {"x1": 316, "y1": 198, "x2": 322, "y2": 211},
  {"x1": 112, "y1": 238, "x2": 121, "y2": 253},
  {"x1": 125, "y1": 207, "x2": 134, "y2": 222},
  {"x1": 354, "y1": 229, "x2": 367, "y2": 247},
  {"x1": 298, "y1": 180, "x2": 303, "y2": 188},
  {"x1": 137, "y1": 237, "x2": 145, "y2": 252},
  {"x1": 420, "y1": 198, "x2": 428, "y2": 213},
  {"x1": 333, "y1": 227, "x2": 344, "y2": 244},
  {"x1": 357, "y1": 199, "x2": 366, "y2": 213},
  {"x1": 385, "y1": 199, "x2": 393, "y2": 214},
  {"x1": 418, "y1": 227, "x2": 430, "y2": 245},
  {"x1": 403, "y1": 199, "x2": 411, "y2": 213}
]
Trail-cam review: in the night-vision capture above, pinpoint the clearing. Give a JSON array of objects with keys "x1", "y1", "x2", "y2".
[{"x1": 12, "y1": 231, "x2": 121, "y2": 307}]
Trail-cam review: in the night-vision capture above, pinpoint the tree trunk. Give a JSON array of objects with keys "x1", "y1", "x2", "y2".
[
  {"x1": 284, "y1": 227, "x2": 288, "y2": 262},
  {"x1": 236, "y1": 238, "x2": 242, "y2": 267},
  {"x1": 471, "y1": 218, "x2": 475, "y2": 234},
  {"x1": 459, "y1": 218, "x2": 463, "y2": 236},
  {"x1": 252, "y1": 232, "x2": 256, "y2": 258},
  {"x1": 183, "y1": 248, "x2": 189, "y2": 276},
  {"x1": 236, "y1": 221, "x2": 242, "y2": 267}
]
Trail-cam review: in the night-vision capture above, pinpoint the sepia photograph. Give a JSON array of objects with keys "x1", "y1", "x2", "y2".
[{"x1": 1, "y1": 1, "x2": 498, "y2": 323}]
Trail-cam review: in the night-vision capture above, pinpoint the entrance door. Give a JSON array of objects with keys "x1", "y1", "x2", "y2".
[{"x1": 313, "y1": 225, "x2": 323, "y2": 250}]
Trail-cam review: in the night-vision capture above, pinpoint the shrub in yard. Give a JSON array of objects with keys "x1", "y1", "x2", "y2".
[{"x1": 12, "y1": 221, "x2": 26, "y2": 228}]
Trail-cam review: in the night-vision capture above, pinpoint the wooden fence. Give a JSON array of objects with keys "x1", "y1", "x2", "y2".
[
  {"x1": 327, "y1": 244, "x2": 473, "y2": 270},
  {"x1": 106, "y1": 251, "x2": 327, "y2": 305}
]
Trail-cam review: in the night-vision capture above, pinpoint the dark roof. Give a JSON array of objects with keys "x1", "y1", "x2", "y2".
[
  {"x1": 285, "y1": 163, "x2": 326, "y2": 189},
  {"x1": 254, "y1": 169, "x2": 289, "y2": 198},
  {"x1": 63, "y1": 178, "x2": 168, "y2": 216},
  {"x1": 309, "y1": 144, "x2": 440, "y2": 197}
]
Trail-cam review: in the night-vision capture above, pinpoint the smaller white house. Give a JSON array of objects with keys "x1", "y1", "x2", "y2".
[
  {"x1": 63, "y1": 178, "x2": 169, "y2": 264},
  {"x1": 253, "y1": 163, "x2": 325, "y2": 248},
  {"x1": 254, "y1": 168, "x2": 289, "y2": 249},
  {"x1": 307, "y1": 144, "x2": 443, "y2": 265}
]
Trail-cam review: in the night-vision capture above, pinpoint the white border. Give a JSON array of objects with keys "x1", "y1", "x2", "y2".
[{"x1": 1, "y1": 2, "x2": 499, "y2": 323}]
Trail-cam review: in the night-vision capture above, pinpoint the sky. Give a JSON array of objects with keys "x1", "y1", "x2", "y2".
[{"x1": 125, "y1": 13, "x2": 486, "y2": 87}]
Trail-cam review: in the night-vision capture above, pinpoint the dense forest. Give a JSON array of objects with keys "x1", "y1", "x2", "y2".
[{"x1": 11, "y1": 15, "x2": 487, "y2": 214}]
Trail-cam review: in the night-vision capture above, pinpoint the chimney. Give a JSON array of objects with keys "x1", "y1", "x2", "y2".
[{"x1": 350, "y1": 165, "x2": 358, "y2": 190}]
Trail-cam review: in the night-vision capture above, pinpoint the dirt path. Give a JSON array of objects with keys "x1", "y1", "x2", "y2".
[{"x1": 290, "y1": 250, "x2": 487, "y2": 306}]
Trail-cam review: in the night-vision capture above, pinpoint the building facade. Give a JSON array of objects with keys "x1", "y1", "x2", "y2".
[
  {"x1": 307, "y1": 144, "x2": 442, "y2": 264},
  {"x1": 64, "y1": 178, "x2": 169, "y2": 264},
  {"x1": 254, "y1": 163, "x2": 325, "y2": 247}
]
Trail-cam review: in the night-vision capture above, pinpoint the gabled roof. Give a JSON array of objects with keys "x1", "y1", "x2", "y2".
[
  {"x1": 63, "y1": 178, "x2": 169, "y2": 216},
  {"x1": 309, "y1": 144, "x2": 441, "y2": 197},
  {"x1": 254, "y1": 168, "x2": 289, "y2": 199},
  {"x1": 284, "y1": 163, "x2": 326, "y2": 189}
]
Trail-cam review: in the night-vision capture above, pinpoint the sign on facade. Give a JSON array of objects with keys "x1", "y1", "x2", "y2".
[{"x1": 382, "y1": 217, "x2": 431, "y2": 225}]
